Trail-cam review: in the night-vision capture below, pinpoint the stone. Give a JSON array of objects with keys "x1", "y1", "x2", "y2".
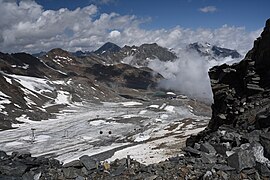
[
  {"x1": 0, "y1": 161, "x2": 28, "y2": 176},
  {"x1": 217, "y1": 114, "x2": 226, "y2": 120},
  {"x1": 183, "y1": 146, "x2": 201, "y2": 156},
  {"x1": 202, "y1": 170, "x2": 213, "y2": 180},
  {"x1": 0, "y1": 175, "x2": 23, "y2": 180},
  {"x1": 256, "y1": 163, "x2": 270, "y2": 177},
  {"x1": 227, "y1": 150, "x2": 256, "y2": 172},
  {"x1": 213, "y1": 164, "x2": 235, "y2": 171},
  {"x1": 200, "y1": 142, "x2": 216, "y2": 154},
  {"x1": 201, "y1": 152, "x2": 217, "y2": 164},
  {"x1": 256, "y1": 111, "x2": 270, "y2": 129},
  {"x1": 63, "y1": 160, "x2": 83, "y2": 168},
  {"x1": 63, "y1": 167, "x2": 80, "y2": 179},
  {"x1": 242, "y1": 130, "x2": 261, "y2": 143},
  {"x1": 111, "y1": 165, "x2": 126, "y2": 176},
  {"x1": 75, "y1": 176, "x2": 85, "y2": 180},
  {"x1": 79, "y1": 155, "x2": 96, "y2": 171},
  {"x1": 22, "y1": 171, "x2": 34, "y2": 180},
  {"x1": 212, "y1": 144, "x2": 228, "y2": 155},
  {"x1": 0, "y1": 151, "x2": 8, "y2": 160},
  {"x1": 259, "y1": 132, "x2": 270, "y2": 159}
]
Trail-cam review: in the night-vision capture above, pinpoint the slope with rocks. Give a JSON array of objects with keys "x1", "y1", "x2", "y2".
[{"x1": 0, "y1": 47, "x2": 166, "y2": 130}]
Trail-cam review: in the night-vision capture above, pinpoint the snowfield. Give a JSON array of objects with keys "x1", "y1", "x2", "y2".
[{"x1": 0, "y1": 99, "x2": 210, "y2": 165}]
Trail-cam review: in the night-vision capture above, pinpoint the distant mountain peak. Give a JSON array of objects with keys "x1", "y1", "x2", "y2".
[
  {"x1": 94, "y1": 42, "x2": 121, "y2": 55},
  {"x1": 188, "y1": 42, "x2": 241, "y2": 59}
]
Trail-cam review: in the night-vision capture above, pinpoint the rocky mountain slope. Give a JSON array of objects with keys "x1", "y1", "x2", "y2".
[
  {"x1": 1, "y1": 19, "x2": 268, "y2": 180},
  {"x1": 93, "y1": 42, "x2": 178, "y2": 66},
  {"x1": 0, "y1": 48, "x2": 163, "y2": 130}
]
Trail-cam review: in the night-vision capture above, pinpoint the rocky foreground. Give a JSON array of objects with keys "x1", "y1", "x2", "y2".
[{"x1": 1, "y1": 19, "x2": 270, "y2": 179}]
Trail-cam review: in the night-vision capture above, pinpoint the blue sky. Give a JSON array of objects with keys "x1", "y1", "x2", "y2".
[{"x1": 36, "y1": 0, "x2": 270, "y2": 31}]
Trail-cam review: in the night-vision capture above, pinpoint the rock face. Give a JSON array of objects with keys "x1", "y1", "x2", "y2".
[{"x1": 208, "y1": 18, "x2": 270, "y2": 131}]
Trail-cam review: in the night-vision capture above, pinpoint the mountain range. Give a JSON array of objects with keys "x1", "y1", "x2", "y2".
[{"x1": 0, "y1": 41, "x2": 240, "y2": 130}]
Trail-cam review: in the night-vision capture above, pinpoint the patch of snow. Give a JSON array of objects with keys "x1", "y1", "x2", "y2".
[
  {"x1": 24, "y1": 96, "x2": 37, "y2": 107},
  {"x1": 14, "y1": 104, "x2": 21, "y2": 108},
  {"x1": 21, "y1": 64, "x2": 29, "y2": 69},
  {"x1": 0, "y1": 91, "x2": 10, "y2": 98},
  {"x1": 40, "y1": 59, "x2": 67, "y2": 75},
  {"x1": 16, "y1": 115, "x2": 37, "y2": 124},
  {"x1": 3, "y1": 76, "x2": 12, "y2": 84},
  {"x1": 154, "y1": 118, "x2": 163, "y2": 123},
  {"x1": 67, "y1": 79, "x2": 72, "y2": 85},
  {"x1": 121, "y1": 101, "x2": 142, "y2": 106},
  {"x1": 164, "y1": 105, "x2": 175, "y2": 112},
  {"x1": 55, "y1": 91, "x2": 70, "y2": 105},
  {"x1": 139, "y1": 110, "x2": 147, "y2": 115},
  {"x1": 121, "y1": 114, "x2": 138, "y2": 119},
  {"x1": 55, "y1": 56, "x2": 72, "y2": 62},
  {"x1": 8, "y1": 74, "x2": 54, "y2": 95},
  {"x1": 159, "y1": 103, "x2": 166, "y2": 109},
  {"x1": 160, "y1": 114, "x2": 169, "y2": 119},
  {"x1": 166, "y1": 92, "x2": 176, "y2": 95},
  {"x1": 5, "y1": 141, "x2": 23, "y2": 147},
  {"x1": 148, "y1": 105, "x2": 159, "y2": 109},
  {"x1": 134, "y1": 134, "x2": 150, "y2": 142},
  {"x1": 89, "y1": 120, "x2": 106, "y2": 126},
  {"x1": 184, "y1": 127, "x2": 206, "y2": 136},
  {"x1": 53, "y1": 80, "x2": 66, "y2": 85}
]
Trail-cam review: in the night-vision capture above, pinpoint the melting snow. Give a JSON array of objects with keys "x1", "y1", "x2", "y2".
[
  {"x1": 89, "y1": 120, "x2": 106, "y2": 126},
  {"x1": 134, "y1": 134, "x2": 151, "y2": 142},
  {"x1": 148, "y1": 105, "x2": 159, "y2": 109},
  {"x1": 166, "y1": 92, "x2": 176, "y2": 95},
  {"x1": 55, "y1": 91, "x2": 70, "y2": 105},
  {"x1": 164, "y1": 105, "x2": 175, "y2": 112},
  {"x1": 121, "y1": 101, "x2": 143, "y2": 106},
  {"x1": 0, "y1": 91, "x2": 10, "y2": 98},
  {"x1": 3, "y1": 76, "x2": 12, "y2": 84}
]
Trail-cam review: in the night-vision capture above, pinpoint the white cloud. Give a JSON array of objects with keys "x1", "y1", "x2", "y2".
[
  {"x1": 109, "y1": 30, "x2": 121, "y2": 38},
  {"x1": 199, "y1": 6, "x2": 217, "y2": 13}
]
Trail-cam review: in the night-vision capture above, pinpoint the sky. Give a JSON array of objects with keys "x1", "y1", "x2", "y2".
[
  {"x1": 36, "y1": 0, "x2": 269, "y2": 31},
  {"x1": 0, "y1": 0, "x2": 268, "y2": 53}
]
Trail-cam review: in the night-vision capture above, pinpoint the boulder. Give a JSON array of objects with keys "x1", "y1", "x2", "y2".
[
  {"x1": 259, "y1": 132, "x2": 270, "y2": 159},
  {"x1": 227, "y1": 150, "x2": 256, "y2": 172},
  {"x1": 79, "y1": 155, "x2": 96, "y2": 171},
  {"x1": 200, "y1": 142, "x2": 216, "y2": 154}
]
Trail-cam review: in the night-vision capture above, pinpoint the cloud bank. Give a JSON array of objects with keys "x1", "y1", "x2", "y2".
[{"x1": 0, "y1": 0, "x2": 261, "y2": 55}]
